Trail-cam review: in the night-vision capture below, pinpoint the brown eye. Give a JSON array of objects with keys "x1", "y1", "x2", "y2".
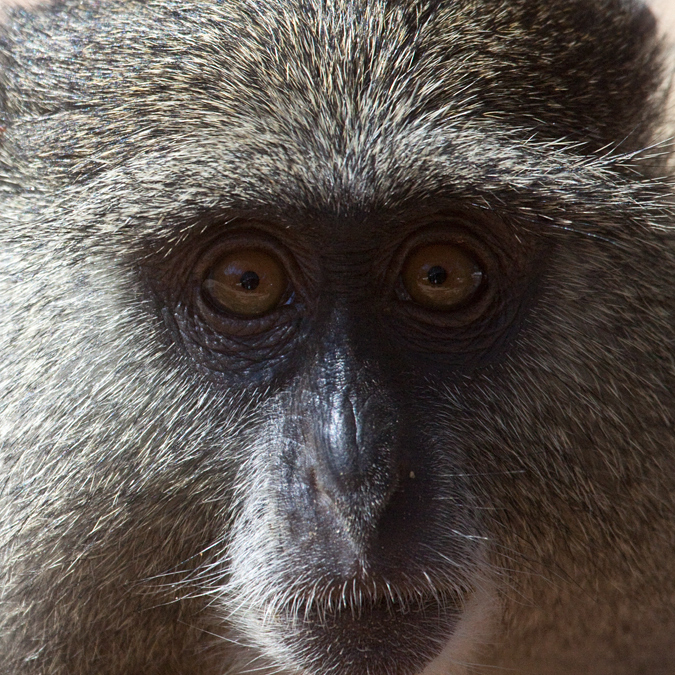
[
  {"x1": 402, "y1": 243, "x2": 483, "y2": 310},
  {"x1": 203, "y1": 249, "x2": 287, "y2": 317}
]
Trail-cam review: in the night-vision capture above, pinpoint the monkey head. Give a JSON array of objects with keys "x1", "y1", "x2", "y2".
[{"x1": 0, "y1": 1, "x2": 674, "y2": 675}]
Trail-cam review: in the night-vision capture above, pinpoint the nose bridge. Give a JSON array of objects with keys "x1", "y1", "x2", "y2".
[
  {"x1": 310, "y1": 304, "x2": 373, "y2": 415},
  {"x1": 292, "y1": 312, "x2": 400, "y2": 546},
  {"x1": 314, "y1": 354, "x2": 393, "y2": 482}
]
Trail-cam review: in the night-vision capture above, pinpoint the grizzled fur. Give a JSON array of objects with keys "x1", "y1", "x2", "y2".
[{"x1": 0, "y1": 0, "x2": 675, "y2": 674}]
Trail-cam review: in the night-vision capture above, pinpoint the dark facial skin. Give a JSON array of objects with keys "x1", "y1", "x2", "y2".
[
  {"x1": 139, "y1": 194, "x2": 575, "y2": 675},
  {"x1": 145, "y1": 207, "x2": 537, "y2": 673}
]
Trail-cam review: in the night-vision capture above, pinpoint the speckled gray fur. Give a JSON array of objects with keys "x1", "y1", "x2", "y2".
[{"x1": 0, "y1": 1, "x2": 674, "y2": 674}]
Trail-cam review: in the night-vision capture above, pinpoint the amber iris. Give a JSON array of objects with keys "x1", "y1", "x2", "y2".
[
  {"x1": 204, "y1": 249, "x2": 287, "y2": 316},
  {"x1": 402, "y1": 243, "x2": 483, "y2": 310}
]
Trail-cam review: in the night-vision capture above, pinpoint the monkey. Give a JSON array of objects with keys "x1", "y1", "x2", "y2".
[{"x1": 0, "y1": 0, "x2": 674, "y2": 673}]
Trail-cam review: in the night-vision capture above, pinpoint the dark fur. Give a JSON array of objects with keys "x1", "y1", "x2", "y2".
[{"x1": 0, "y1": 1, "x2": 674, "y2": 674}]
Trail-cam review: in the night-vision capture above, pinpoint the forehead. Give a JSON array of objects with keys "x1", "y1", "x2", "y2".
[
  {"x1": 0, "y1": 0, "x2": 662, "y2": 239},
  {"x1": 7, "y1": 0, "x2": 655, "y2": 136}
]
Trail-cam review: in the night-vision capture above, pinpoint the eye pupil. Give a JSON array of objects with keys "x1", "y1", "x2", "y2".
[
  {"x1": 427, "y1": 266, "x2": 447, "y2": 285},
  {"x1": 240, "y1": 270, "x2": 260, "y2": 290}
]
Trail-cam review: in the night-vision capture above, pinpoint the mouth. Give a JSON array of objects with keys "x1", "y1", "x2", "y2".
[{"x1": 268, "y1": 578, "x2": 468, "y2": 675}]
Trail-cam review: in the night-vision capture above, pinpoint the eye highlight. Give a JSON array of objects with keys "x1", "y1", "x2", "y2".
[
  {"x1": 401, "y1": 243, "x2": 483, "y2": 310},
  {"x1": 203, "y1": 248, "x2": 287, "y2": 316}
]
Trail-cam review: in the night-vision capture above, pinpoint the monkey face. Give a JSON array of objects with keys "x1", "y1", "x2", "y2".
[
  {"x1": 0, "y1": 1, "x2": 674, "y2": 675},
  {"x1": 146, "y1": 208, "x2": 539, "y2": 673}
]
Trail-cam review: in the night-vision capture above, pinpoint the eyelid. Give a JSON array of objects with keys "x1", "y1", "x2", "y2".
[
  {"x1": 193, "y1": 228, "x2": 311, "y2": 296},
  {"x1": 182, "y1": 226, "x2": 317, "y2": 340},
  {"x1": 382, "y1": 222, "x2": 498, "y2": 328}
]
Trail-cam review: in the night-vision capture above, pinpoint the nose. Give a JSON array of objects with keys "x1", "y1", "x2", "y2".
[
  {"x1": 281, "y1": 351, "x2": 402, "y2": 562},
  {"x1": 309, "y1": 384, "x2": 399, "y2": 534}
]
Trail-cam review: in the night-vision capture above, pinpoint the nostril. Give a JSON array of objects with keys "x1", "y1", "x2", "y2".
[
  {"x1": 301, "y1": 448, "x2": 404, "y2": 539},
  {"x1": 306, "y1": 466, "x2": 319, "y2": 494}
]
